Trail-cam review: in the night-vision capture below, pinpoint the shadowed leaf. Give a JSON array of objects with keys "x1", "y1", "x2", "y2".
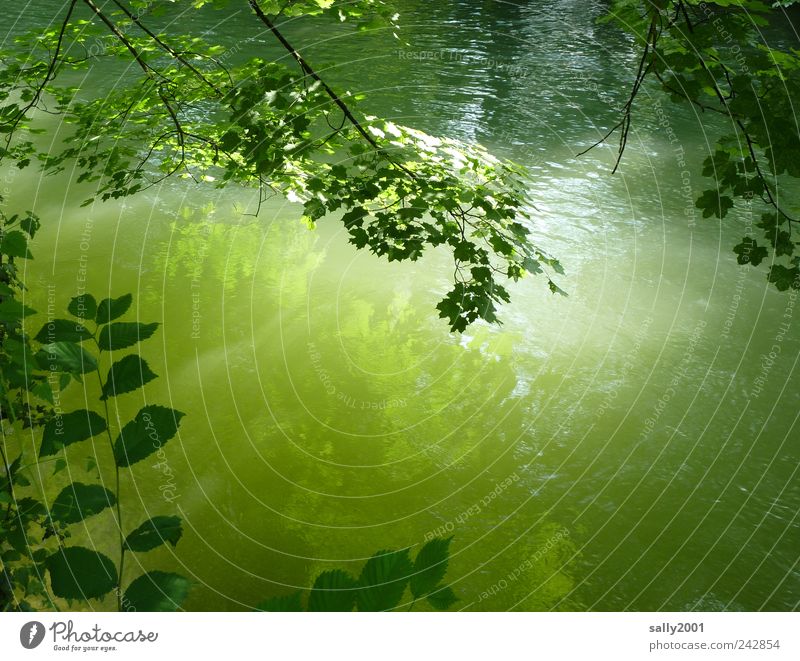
[
  {"x1": 40, "y1": 410, "x2": 107, "y2": 457},
  {"x1": 100, "y1": 354, "x2": 157, "y2": 400},
  {"x1": 46, "y1": 547, "x2": 117, "y2": 600},
  {"x1": 51, "y1": 483, "x2": 116, "y2": 525},
  {"x1": 124, "y1": 516, "x2": 183, "y2": 552},
  {"x1": 124, "y1": 571, "x2": 190, "y2": 611},
  {"x1": 308, "y1": 569, "x2": 358, "y2": 612}
]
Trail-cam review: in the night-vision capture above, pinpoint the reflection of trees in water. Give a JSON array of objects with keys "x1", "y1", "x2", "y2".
[{"x1": 148, "y1": 205, "x2": 579, "y2": 611}]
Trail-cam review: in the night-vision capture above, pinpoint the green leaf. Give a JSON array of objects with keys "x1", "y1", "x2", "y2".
[
  {"x1": 123, "y1": 571, "x2": 190, "y2": 611},
  {"x1": 46, "y1": 547, "x2": 117, "y2": 600},
  {"x1": 0, "y1": 298, "x2": 36, "y2": 323},
  {"x1": 255, "y1": 592, "x2": 304, "y2": 611},
  {"x1": 427, "y1": 585, "x2": 458, "y2": 610},
  {"x1": 100, "y1": 354, "x2": 157, "y2": 400},
  {"x1": 68, "y1": 294, "x2": 97, "y2": 321},
  {"x1": 98, "y1": 322, "x2": 159, "y2": 351},
  {"x1": 695, "y1": 189, "x2": 734, "y2": 218},
  {"x1": 34, "y1": 319, "x2": 93, "y2": 344},
  {"x1": 124, "y1": 516, "x2": 183, "y2": 552},
  {"x1": 40, "y1": 409, "x2": 107, "y2": 457},
  {"x1": 36, "y1": 342, "x2": 97, "y2": 375},
  {"x1": 768, "y1": 264, "x2": 800, "y2": 291},
  {"x1": 308, "y1": 569, "x2": 358, "y2": 611},
  {"x1": 733, "y1": 237, "x2": 768, "y2": 266},
  {"x1": 0, "y1": 230, "x2": 32, "y2": 258},
  {"x1": 96, "y1": 293, "x2": 132, "y2": 324},
  {"x1": 114, "y1": 405, "x2": 185, "y2": 467},
  {"x1": 356, "y1": 549, "x2": 413, "y2": 611},
  {"x1": 410, "y1": 536, "x2": 452, "y2": 599},
  {"x1": 51, "y1": 483, "x2": 116, "y2": 525}
]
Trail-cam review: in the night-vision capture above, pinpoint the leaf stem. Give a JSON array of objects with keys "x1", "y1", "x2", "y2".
[{"x1": 92, "y1": 338, "x2": 124, "y2": 612}]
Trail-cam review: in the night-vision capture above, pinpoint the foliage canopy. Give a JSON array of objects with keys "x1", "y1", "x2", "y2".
[{"x1": 0, "y1": 0, "x2": 564, "y2": 333}]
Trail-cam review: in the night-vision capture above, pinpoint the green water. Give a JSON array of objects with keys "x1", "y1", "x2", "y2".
[{"x1": 4, "y1": 0, "x2": 799, "y2": 611}]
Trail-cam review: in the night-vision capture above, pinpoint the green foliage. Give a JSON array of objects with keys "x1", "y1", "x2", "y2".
[
  {"x1": 68, "y1": 294, "x2": 97, "y2": 321},
  {"x1": 409, "y1": 536, "x2": 452, "y2": 600},
  {"x1": 98, "y1": 322, "x2": 160, "y2": 351},
  {"x1": 255, "y1": 592, "x2": 305, "y2": 612},
  {"x1": 257, "y1": 538, "x2": 458, "y2": 612},
  {"x1": 1, "y1": 275, "x2": 188, "y2": 610},
  {"x1": 308, "y1": 570, "x2": 358, "y2": 612},
  {"x1": 95, "y1": 294, "x2": 133, "y2": 325},
  {"x1": 113, "y1": 405, "x2": 185, "y2": 467},
  {"x1": 33, "y1": 319, "x2": 93, "y2": 344},
  {"x1": 124, "y1": 516, "x2": 183, "y2": 552},
  {"x1": 100, "y1": 354, "x2": 158, "y2": 400},
  {"x1": 50, "y1": 483, "x2": 116, "y2": 525},
  {"x1": 39, "y1": 410, "x2": 107, "y2": 457},
  {"x1": 604, "y1": 0, "x2": 800, "y2": 290},
  {"x1": 123, "y1": 571, "x2": 191, "y2": 612},
  {"x1": 0, "y1": 0, "x2": 562, "y2": 332},
  {"x1": 45, "y1": 547, "x2": 118, "y2": 600},
  {"x1": 356, "y1": 548, "x2": 414, "y2": 611}
]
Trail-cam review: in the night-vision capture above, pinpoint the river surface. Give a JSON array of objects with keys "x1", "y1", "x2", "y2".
[{"x1": 4, "y1": 0, "x2": 799, "y2": 610}]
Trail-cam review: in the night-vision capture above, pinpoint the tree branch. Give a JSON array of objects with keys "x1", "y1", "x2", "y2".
[
  {"x1": 248, "y1": 0, "x2": 385, "y2": 154},
  {"x1": 110, "y1": 0, "x2": 224, "y2": 96},
  {"x1": 3, "y1": 0, "x2": 78, "y2": 152},
  {"x1": 82, "y1": 0, "x2": 185, "y2": 157}
]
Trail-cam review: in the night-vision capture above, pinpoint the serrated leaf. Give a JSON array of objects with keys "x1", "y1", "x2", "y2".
[
  {"x1": 124, "y1": 516, "x2": 182, "y2": 552},
  {"x1": 0, "y1": 230, "x2": 32, "y2": 258},
  {"x1": 114, "y1": 405, "x2": 185, "y2": 467},
  {"x1": 308, "y1": 569, "x2": 358, "y2": 611},
  {"x1": 427, "y1": 585, "x2": 458, "y2": 610},
  {"x1": 51, "y1": 483, "x2": 116, "y2": 524},
  {"x1": 36, "y1": 342, "x2": 97, "y2": 375},
  {"x1": 68, "y1": 294, "x2": 97, "y2": 321},
  {"x1": 356, "y1": 549, "x2": 413, "y2": 611},
  {"x1": 733, "y1": 237, "x2": 768, "y2": 266},
  {"x1": 123, "y1": 571, "x2": 190, "y2": 611},
  {"x1": 695, "y1": 189, "x2": 734, "y2": 218},
  {"x1": 410, "y1": 536, "x2": 452, "y2": 599},
  {"x1": 40, "y1": 409, "x2": 107, "y2": 457},
  {"x1": 0, "y1": 298, "x2": 36, "y2": 323},
  {"x1": 34, "y1": 319, "x2": 93, "y2": 344},
  {"x1": 96, "y1": 293, "x2": 132, "y2": 324},
  {"x1": 98, "y1": 322, "x2": 159, "y2": 351},
  {"x1": 46, "y1": 547, "x2": 117, "y2": 600},
  {"x1": 768, "y1": 264, "x2": 800, "y2": 291},
  {"x1": 100, "y1": 354, "x2": 157, "y2": 400},
  {"x1": 255, "y1": 592, "x2": 304, "y2": 611}
]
